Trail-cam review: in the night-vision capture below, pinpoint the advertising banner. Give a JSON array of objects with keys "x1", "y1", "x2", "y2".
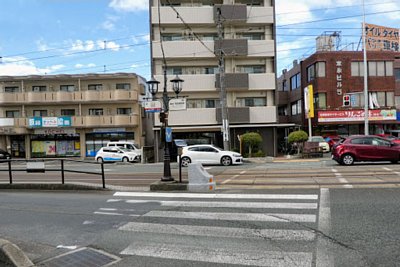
[
  {"x1": 365, "y1": 23, "x2": 399, "y2": 52},
  {"x1": 29, "y1": 117, "x2": 72, "y2": 128},
  {"x1": 318, "y1": 109, "x2": 396, "y2": 122}
]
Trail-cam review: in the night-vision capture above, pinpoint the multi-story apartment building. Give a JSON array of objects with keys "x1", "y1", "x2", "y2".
[
  {"x1": 0, "y1": 73, "x2": 145, "y2": 159},
  {"x1": 278, "y1": 50, "x2": 400, "y2": 138},
  {"x1": 149, "y1": 0, "x2": 281, "y2": 156}
]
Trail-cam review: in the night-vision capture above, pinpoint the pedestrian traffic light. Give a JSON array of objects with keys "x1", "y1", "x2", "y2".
[{"x1": 343, "y1": 95, "x2": 350, "y2": 106}]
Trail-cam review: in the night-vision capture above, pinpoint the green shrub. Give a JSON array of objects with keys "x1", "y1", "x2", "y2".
[
  {"x1": 253, "y1": 150, "x2": 265, "y2": 157},
  {"x1": 242, "y1": 132, "x2": 263, "y2": 158}
]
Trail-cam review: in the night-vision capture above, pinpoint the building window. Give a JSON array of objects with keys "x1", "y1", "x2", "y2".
[
  {"x1": 61, "y1": 109, "x2": 75, "y2": 116},
  {"x1": 395, "y1": 69, "x2": 400, "y2": 81},
  {"x1": 237, "y1": 65, "x2": 265, "y2": 74},
  {"x1": 6, "y1": 110, "x2": 20, "y2": 118},
  {"x1": 307, "y1": 62, "x2": 325, "y2": 82},
  {"x1": 33, "y1": 110, "x2": 47, "y2": 117},
  {"x1": 291, "y1": 100, "x2": 302, "y2": 115},
  {"x1": 89, "y1": 109, "x2": 103, "y2": 116},
  {"x1": 187, "y1": 99, "x2": 220, "y2": 109},
  {"x1": 236, "y1": 97, "x2": 266, "y2": 107},
  {"x1": 166, "y1": 67, "x2": 183, "y2": 75},
  {"x1": 282, "y1": 80, "x2": 288, "y2": 91},
  {"x1": 352, "y1": 61, "x2": 393, "y2": 76},
  {"x1": 314, "y1": 93, "x2": 327, "y2": 109},
  {"x1": 60, "y1": 85, "x2": 75, "y2": 92},
  {"x1": 88, "y1": 84, "x2": 103, "y2": 91},
  {"x1": 239, "y1": 33, "x2": 264, "y2": 40},
  {"x1": 32, "y1": 86, "x2": 47, "y2": 92},
  {"x1": 116, "y1": 83, "x2": 131, "y2": 90},
  {"x1": 161, "y1": 34, "x2": 184, "y2": 41},
  {"x1": 290, "y1": 73, "x2": 301, "y2": 90},
  {"x1": 117, "y1": 108, "x2": 132, "y2": 115},
  {"x1": 278, "y1": 106, "x2": 288, "y2": 116},
  {"x1": 4, "y1": 86, "x2": 19, "y2": 93}
]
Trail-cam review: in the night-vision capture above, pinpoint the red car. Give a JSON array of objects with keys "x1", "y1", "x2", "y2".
[
  {"x1": 332, "y1": 135, "x2": 400, "y2": 165},
  {"x1": 375, "y1": 134, "x2": 400, "y2": 144},
  {"x1": 324, "y1": 135, "x2": 342, "y2": 150}
]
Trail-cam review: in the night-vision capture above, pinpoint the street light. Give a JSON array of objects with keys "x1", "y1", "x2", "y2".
[{"x1": 146, "y1": 73, "x2": 184, "y2": 182}]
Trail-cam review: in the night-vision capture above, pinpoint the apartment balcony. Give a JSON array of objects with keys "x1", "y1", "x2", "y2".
[
  {"x1": 154, "y1": 108, "x2": 217, "y2": 127},
  {"x1": 247, "y1": 7, "x2": 274, "y2": 24},
  {"x1": 277, "y1": 91, "x2": 289, "y2": 105},
  {"x1": 278, "y1": 115, "x2": 289, "y2": 123},
  {"x1": 216, "y1": 73, "x2": 249, "y2": 91},
  {"x1": 249, "y1": 73, "x2": 276, "y2": 90},
  {"x1": 55, "y1": 91, "x2": 78, "y2": 102},
  {"x1": 151, "y1": 6, "x2": 272, "y2": 24},
  {"x1": 213, "y1": 5, "x2": 247, "y2": 23},
  {"x1": 214, "y1": 39, "x2": 248, "y2": 56},
  {"x1": 152, "y1": 40, "x2": 214, "y2": 59},
  {"x1": 217, "y1": 106, "x2": 277, "y2": 124},
  {"x1": 26, "y1": 92, "x2": 54, "y2": 102},
  {"x1": 248, "y1": 40, "x2": 275, "y2": 57},
  {"x1": 72, "y1": 115, "x2": 139, "y2": 127},
  {"x1": 154, "y1": 74, "x2": 216, "y2": 92},
  {"x1": 0, "y1": 92, "x2": 25, "y2": 104}
]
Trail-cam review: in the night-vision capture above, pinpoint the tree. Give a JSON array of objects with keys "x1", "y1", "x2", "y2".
[
  {"x1": 242, "y1": 132, "x2": 263, "y2": 157},
  {"x1": 287, "y1": 130, "x2": 308, "y2": 155}
]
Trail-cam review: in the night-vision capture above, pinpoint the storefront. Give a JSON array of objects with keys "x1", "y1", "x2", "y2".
[
  {"x1": 31, "y1": 129, "x2": 80, "y2": 158},
  {"x1": 85, "y1": 129, "x2": 135, "y2": 157}
]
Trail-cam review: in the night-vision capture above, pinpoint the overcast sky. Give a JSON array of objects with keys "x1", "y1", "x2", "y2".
[{"x1": 0, "y1": 0, "x2": 399, "y2": 79}]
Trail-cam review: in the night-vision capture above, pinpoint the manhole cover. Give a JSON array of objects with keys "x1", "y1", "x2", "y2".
[{"x1": 37, "y1": 247, "x2": 120, "y2": 267}]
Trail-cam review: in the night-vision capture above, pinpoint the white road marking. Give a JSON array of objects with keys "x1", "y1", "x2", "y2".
[
  {"x1": 121, "y1": 242, "x2": 313, "y2": 266},
  {"x1": 114, "y1": 192, "x2": 319, "y2": 200},
  {"x1": 316, "y1": 188, "x2": 334, "y2": 267},
  {"x1": 221, "y1": 170, "x2": 246, "y2": 184},
  {"x1": 143, "y1": 210, "x2": 316, "y2": 223},
  {"x1": 383, "y1": 167, "x2": 400, "y2": 175},
  {"x1": 119, "y1": 222, "x2": 315, "y2": 241},
  {"x1": 99, "y1": 208, "x2": 117, "y2": 211},
  {"x1": 331, "y1": 168, "x2": 353, "y2": 188},
  {"x1": 82, "y1": 220, "x2": 94, "y2": 225},
  {"x1": 124, "y1": 199, "x2": 318, "y2": 209},
  {"x1": 56, "y1": 245, "x2": 78, "y2": 250},
  {"x1": 94, "y1": 211, "x2": 124, "y2": 216}
]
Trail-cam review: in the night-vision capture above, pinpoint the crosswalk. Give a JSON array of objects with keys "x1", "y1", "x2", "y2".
[{"x1": 92, "y1": 191, "x2": 328, "y2": 266}]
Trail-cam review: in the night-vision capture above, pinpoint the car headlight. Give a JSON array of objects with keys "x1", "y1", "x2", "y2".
[{"x1": 233, "y1": 153, "x2": 242, "y2": 157}]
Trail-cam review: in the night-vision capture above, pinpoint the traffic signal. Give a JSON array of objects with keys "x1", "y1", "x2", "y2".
[{"x1": 343, "y1": 95, "x2": 350, "y2": 106}]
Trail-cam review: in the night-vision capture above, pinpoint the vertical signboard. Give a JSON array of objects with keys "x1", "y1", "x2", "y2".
[{"x1": 304, "y1": 85, "x2": 314, "y2": 119}]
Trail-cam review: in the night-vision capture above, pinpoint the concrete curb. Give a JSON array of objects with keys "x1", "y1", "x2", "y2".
[
  {"x1": 150, "y1": 180, "x2": 188, "y2": 191},
  {"x1": 0, "y1": 239, "x2": 34, "y2": 267}
]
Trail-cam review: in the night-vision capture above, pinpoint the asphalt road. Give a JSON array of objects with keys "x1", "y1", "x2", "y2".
[
  {"x1": 2, "y1": 155, "x2": 400, "y2": 189},
  {"x1": 0, "y1": 188, "x2": 399, "y2": 266}
]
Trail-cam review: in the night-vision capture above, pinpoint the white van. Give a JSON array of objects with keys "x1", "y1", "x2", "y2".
[{"x1": 107, "y1": 141, "x2": 142, "y2": 161}]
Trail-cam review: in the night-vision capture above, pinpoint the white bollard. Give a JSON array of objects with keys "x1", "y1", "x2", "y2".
[{"x1": 187, "y1": 163, "x2": 215, "y2": 192}]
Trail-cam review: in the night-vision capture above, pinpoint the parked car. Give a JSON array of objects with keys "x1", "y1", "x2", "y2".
[
  {"x1": 308, "y1": 136, "x2": 330, "y2": 152},
  {"x1": 375, "y1": 134, "x2": 400, "y2": 144},
  {"x1": 169, "y1": 139, "x2": 188, "y2": 162},
  {"x1": 107, "y1": 141, "x2": 141, "y2": 154},
  {"x1": 179, "y1": 144, "x2": 243, "y2": 167},
  {"x1": 331, "y1": 135, "x2": 400, "y2": 165},
  {"x1": 0, "y1": 149, "x2": 11, "y2": 159},
  {"x1": 95, "y1": 147, "x2": 140, "y2": 163},
  {"x1": 324, "y1": 135, "x2": 342, "y2": 150}
]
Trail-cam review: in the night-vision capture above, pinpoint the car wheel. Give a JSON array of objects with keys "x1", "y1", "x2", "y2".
[
  {"x1": 122, "y1": 157, "x2": 129, "y2": 163},
  {"x1": 96, "y1": 157, "x2": 104, "y2": 163},
  {"x1": 341, "y1": 154, "x2": 354, "y2": 165},
  {"x1": 221, "y1": 156, "x2": 232, "y2": 166},
  {"x1": 181, "y1": 157, "x2": 191, "y2": 167}
]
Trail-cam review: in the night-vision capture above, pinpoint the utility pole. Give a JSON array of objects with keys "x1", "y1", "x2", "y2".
[
  {"x1": 216, "y1": 7, "x2": 230, "y2": 150},
  {"x1": 362, "y1": 0, "x2": 369, "y2": 135}
]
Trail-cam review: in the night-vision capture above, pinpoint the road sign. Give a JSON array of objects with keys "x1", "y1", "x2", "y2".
[
  {"x1": 165, "y1": 127, "x2": 172, "y2": 142},
  {"x1": 143, "y1": 101, "x2": 162, "y2": 113},
  {"x1": 169, "y1": 98, "x2": 186, "y2": 111}
]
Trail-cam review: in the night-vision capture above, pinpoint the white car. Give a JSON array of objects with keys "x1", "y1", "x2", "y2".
[
  {"x1": 308, "y1": 136, "x2": 330, "y2": 152},
  {"x1": 95, "y1": 147, "x2": 140, "y2": 163},
  {"x1": 179, "y1": 144, "x2": 243, "y2": 167}
]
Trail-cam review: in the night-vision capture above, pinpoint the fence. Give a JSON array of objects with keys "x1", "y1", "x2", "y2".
[{"x1": 0, "y1": 159, "x2": 106, "y2": 188}]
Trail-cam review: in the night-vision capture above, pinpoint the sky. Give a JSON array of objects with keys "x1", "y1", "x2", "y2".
[{"x1": 0, "y1": 0, "x2": 399, "y2": 80}]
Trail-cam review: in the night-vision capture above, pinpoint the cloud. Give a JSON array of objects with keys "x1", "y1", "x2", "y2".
[
  {"x1": 109, "y1": 0, "x2": 148, "y2": 12},
  {"x1": 70, "y1": 40, "x2": 96, "y2": 51},
  {"x1": 102, "y1": 20, "x2": 115, "y2": 31},
  {"x1": 97, "y1": 40, "x2": 120, "y2": 51},
  {"x1": 75, "y1": 63, "x2": 96, "y2": 69},
  {"x1": 0, "y1": 56, "x2": 64, "y2": 75}
]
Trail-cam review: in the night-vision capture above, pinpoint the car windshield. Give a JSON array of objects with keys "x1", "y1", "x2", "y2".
[
  {"x1": 120, "y1": 148, "x2": 132, "y2": 152},
  {"x1": 310, "y1": 136, "x2": 325, "y2": 142}
]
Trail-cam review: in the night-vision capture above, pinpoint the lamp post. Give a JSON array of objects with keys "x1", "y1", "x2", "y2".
[{"x1": 146, "y1": 73, "x2": 184, "y2": 182}]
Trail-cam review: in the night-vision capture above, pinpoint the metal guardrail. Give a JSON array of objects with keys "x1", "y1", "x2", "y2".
[{"x1": 0, "y1": 159, "x2": 106, "y2": 188}]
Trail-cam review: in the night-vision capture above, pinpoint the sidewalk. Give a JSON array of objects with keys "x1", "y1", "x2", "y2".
[{"x1": 243, "y1": 154, "x2": 332, "y2": 164}]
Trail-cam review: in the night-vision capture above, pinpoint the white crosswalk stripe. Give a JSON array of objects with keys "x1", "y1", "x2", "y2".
[{"x1": 93, "y1": 191, "x2": 322, "y2": 266}]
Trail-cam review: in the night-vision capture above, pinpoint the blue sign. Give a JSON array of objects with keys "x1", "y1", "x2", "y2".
[
  {"x1": 165, "y1": 127, "x2": 172, "y2": 142},
  {"x1": 28, "y1": 116, "x2": 72, "y2": 128}
]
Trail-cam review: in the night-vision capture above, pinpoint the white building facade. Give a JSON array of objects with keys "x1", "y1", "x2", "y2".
[{"x1": 149, "y1": 0, "x2": 280, "y2": 156}]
